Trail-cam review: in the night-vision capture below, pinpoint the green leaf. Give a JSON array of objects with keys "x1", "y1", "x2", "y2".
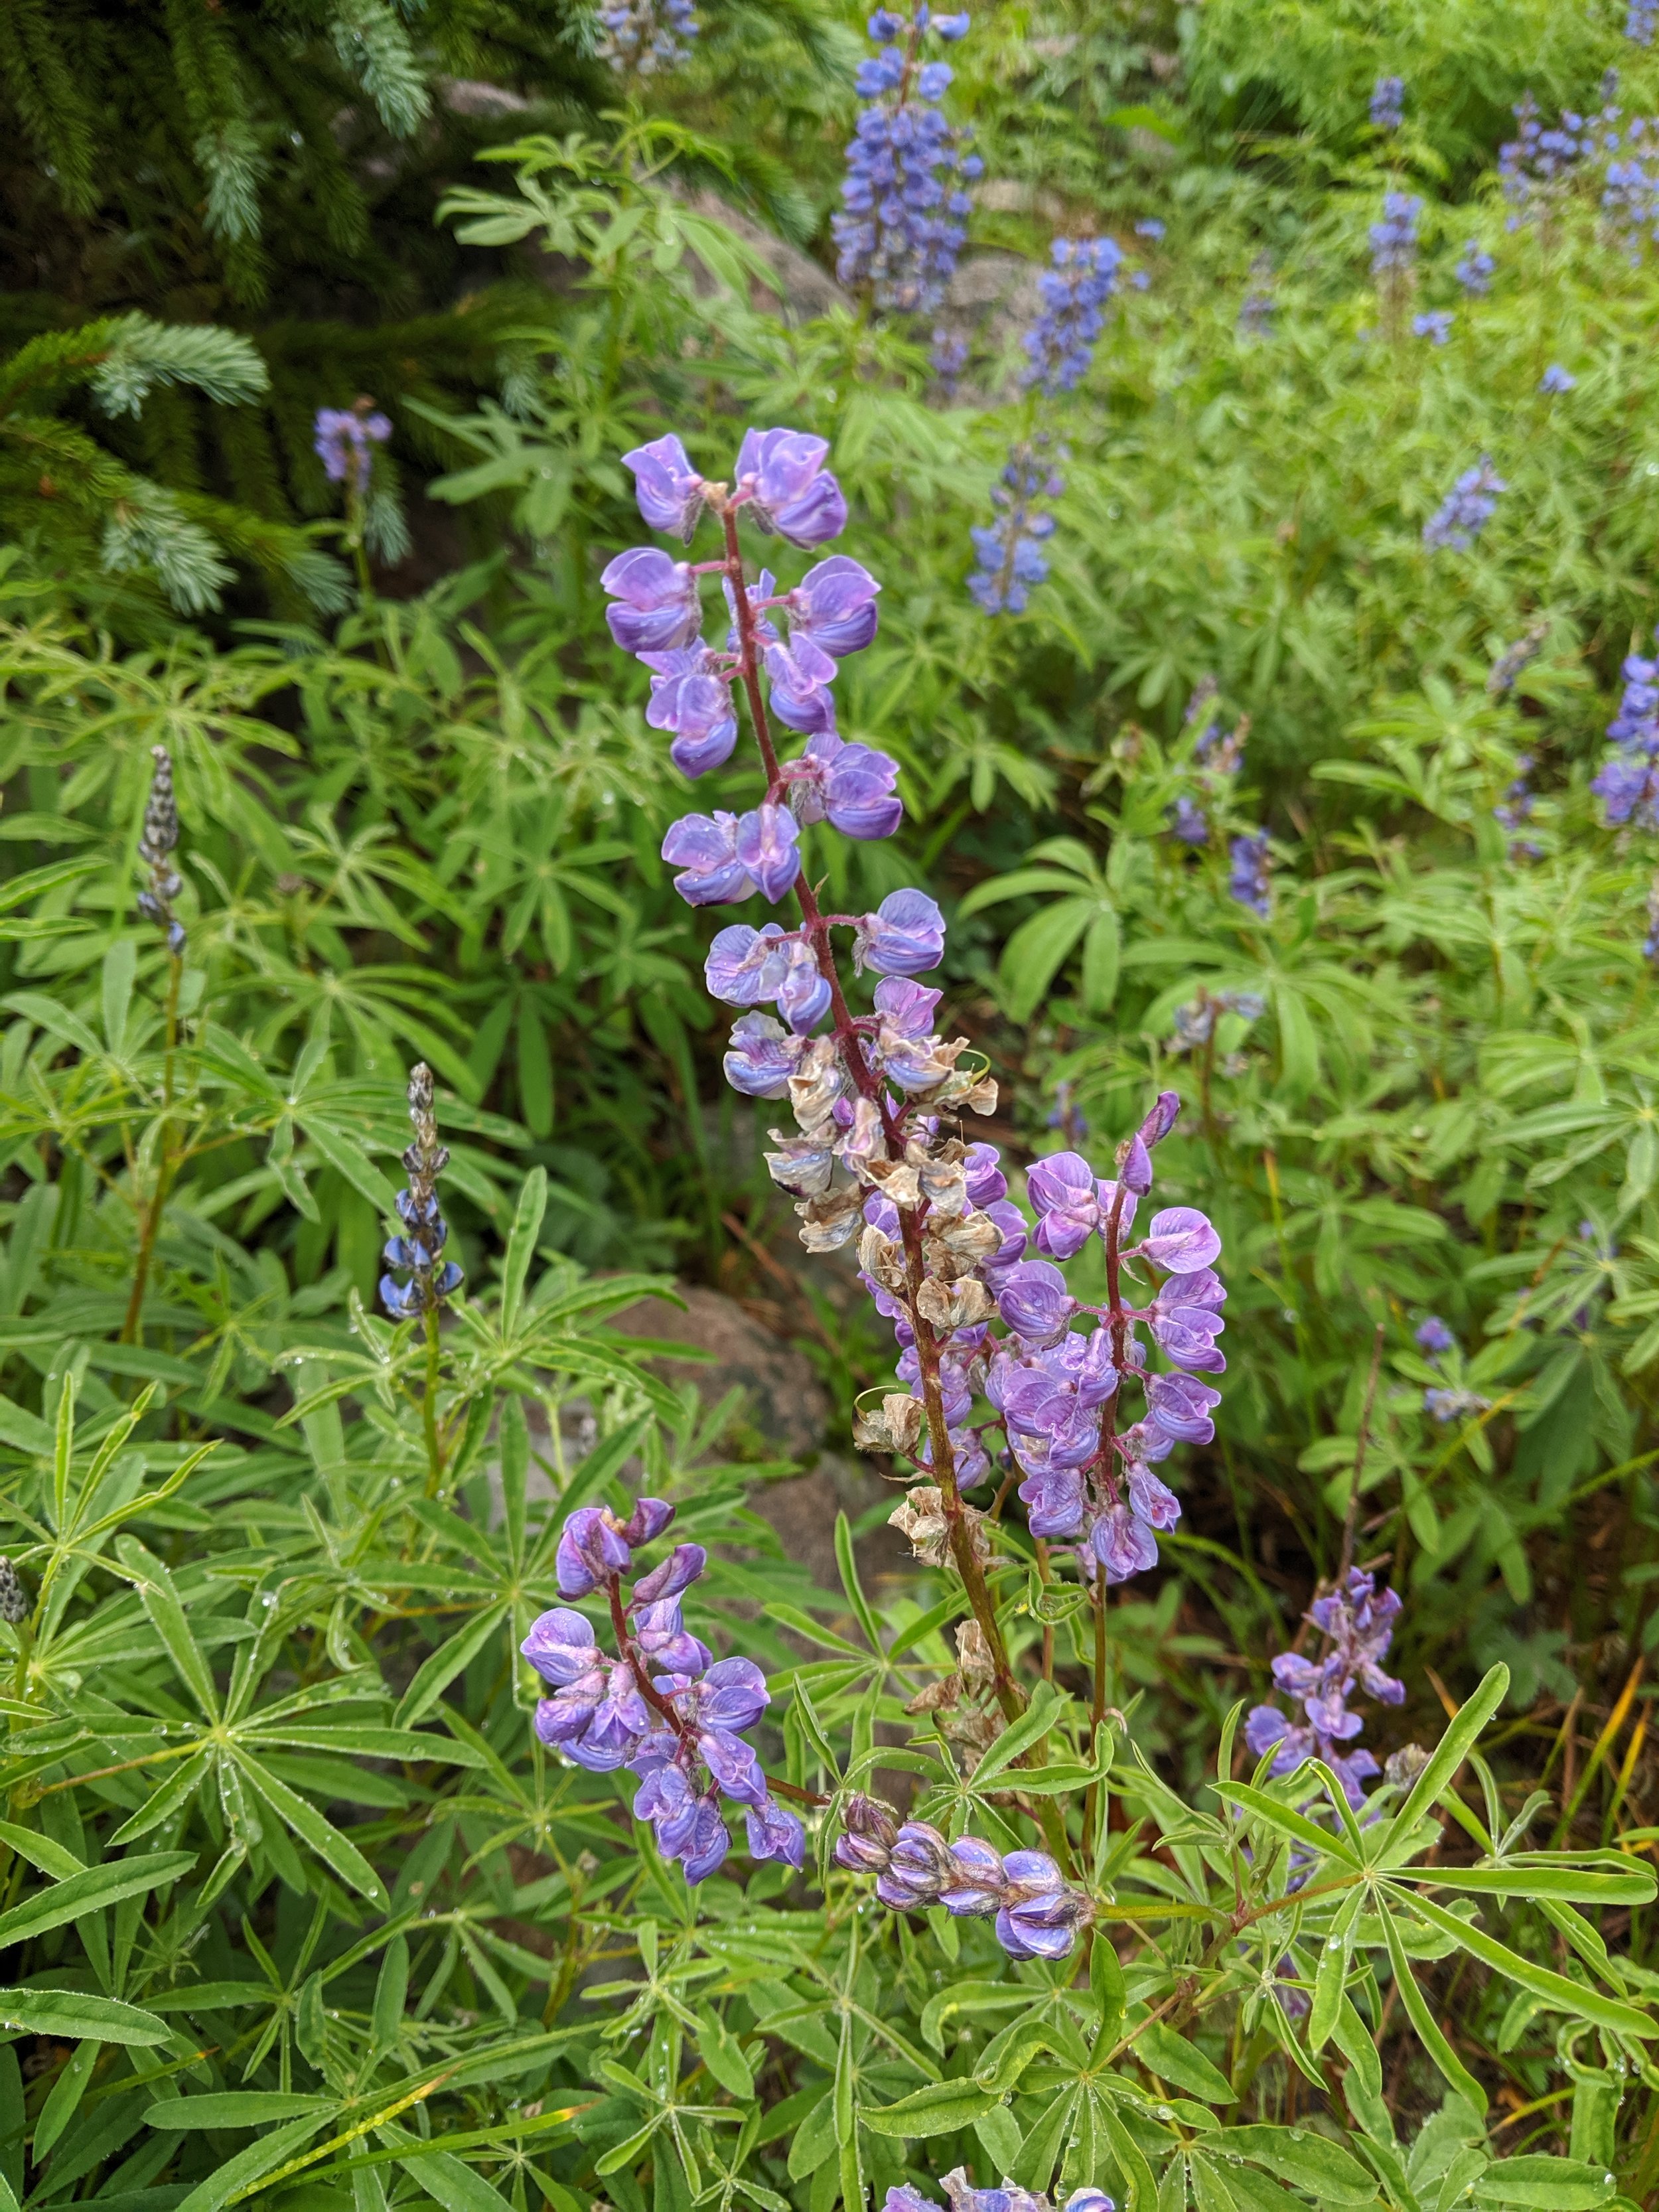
[
  {"x1": 1421, "y1": 1864, "x2": 1654, "y2": 1905},
  {"x1": 173, "y1": 2112, "x2": 329, "y2": 2212},
  {"x1": 1376, "y1": 1903, "x2": 1487, "y2": 2114},
  {"x1": 0, "y1": 1987, "x2": 167, "y2": 2045},
  {"x1": 1081, "y1": 906, "x2": 1121, "y2": 1013},
  {"x1": 115, "y1": 1536, "x2": 220, "y2": 1721},
  {"x1": 1137, "y1": 2022, "x2": 1238, "y2": 2104},
  {"x1": 833, "y1": 1510, "x2": 884, "y2": 1657},
  {"x1": 1471, "y1": 2157, "x2": 1617, "y2": 2209},
  {"x1": 147, "y1": 2091, "x2": 337, "y2": 2127},
  {"x1": 501, "y1": 1167, "x2": 548, "y2": 1339},
  {"x1": 1214, "y1": 1782, "x2": 1361, "y2": 1866},
  {"x1": 401, "y1": 2150, "x2": 516, "y2": 2210},
  {"x1": 1000, "y1": 899, "x2": 1094, "y2": 1024},
  {"x1": 0, "y1": 1852, "x2": 195, "y2": 1949},
  {"x1": 1380, "y1": 1664, "x2": 1508, "y2": 1856},
  {"x1": 1398, "y1": 1889, "x2": 1657, "y2": 2039},
  {"x1": 860, "y1": 2079, "x2": 999, "y2": 2137},
  {"x1": 1219, "y1": 2125, "x2": 1378, "y2": 2203},
  {"x1": 232, "y1": 1752, "x2": 389, "y2": 1907},
  {"x1": 395, "y1": 1603, "x2": 509, "y2": 1728},
  {"x1": 973, "y1": 1679, "x2": 1069, "y2": 1788}
]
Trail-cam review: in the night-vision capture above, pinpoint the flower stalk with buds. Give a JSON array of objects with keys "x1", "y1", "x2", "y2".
[{"x1": 121, "y1": 747, "x2": 188, "y2": 1347}]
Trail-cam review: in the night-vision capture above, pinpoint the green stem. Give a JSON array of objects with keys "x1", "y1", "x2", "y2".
[
  {"x1": 121, "y1": 948, "x2": 182, "y2": 1348},
  {"x1": 421, "y1": 1309, "x2": 445, "y2": 1499}
]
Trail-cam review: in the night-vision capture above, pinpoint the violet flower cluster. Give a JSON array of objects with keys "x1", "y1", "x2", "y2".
[
  {"x1": 597, "y1": 0, "x2": 697, "y2": 73},
  {"x1": 1368, "y1": 192, "x2": 1420, "y2": 283},
  {"x1": 1487, "y1": 619, "x2": 1548, "y2": 697},
  {"x1": 135, "y1": 745, "x2": 186, "y2": 956},
  {"x1": 1229, "y1": 830, "x2": 1271, "y2": 918},
  {"x1": 380, "y1": 1064, "x2": 463, "y2": 1320},
  {"x1": 887, "y1": 2172, "x2": 1111, "y2": 2212},
  {"x1": 1168, "y1": 678, "x2": 1249, "y2": 847},
  {"x1": 1171, "y1": 987, "x2": 1265, "y2": 1053},
  {"x1": 834, "y1": 1794, "x2": 1092, "y2": 1959},
  {"x1": 1454, "y1": 239, "x2": 1494, "y2": 295},
  {"x1": 1494, "y1": 751, "x2": 1541, "y2": 861},
  {"x1": 833, "y1": 5, "x2": 980, "y2": 314},
  {"x1": 1244, "y1": 1568, "x2": 1406, "y2": 1806},
  {"x1": 1415, "y1": 1318, "x2": 1489, "y2": 1426},
  {"x1": 314, "y1": 401, "x2": 390, "y2": 494},
  {"x1": 1369, "y1": 76, "x2": 1404, "y2": 131},
  {"x1": 1022, "y1": 236, "x2": 1123, "y2": 395},
  {"x1": 1499, "y1": 95, "x2": 1591, "y2": 230},
  {"x1": 857, "y1": 1092, "x2": 1226, "y2": 1591},
  {"x1": 1411, "y1": 309, "x2": 1453, "y2": 345},
  {"x1": 1602, "y1": 113, "x2": 1659, "y2": 263},
  {"x1": 522, "y1": 1499, "x2": 804, "y2": 1881},
  {"x1": 1632, "y1": 0, "x2": 1658, "y2": 44},
  {"x1": 1422, "y1": 458, "x2": 1504, "y2": 553},
  {"x1": 968, "y1": 443, "x2": 1063, "y2": 615},
  {"x1": 1592, "y1": 628, "x2": 1659, "y2": 831}
]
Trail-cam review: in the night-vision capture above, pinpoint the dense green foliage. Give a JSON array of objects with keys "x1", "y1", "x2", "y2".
[{"x1": 1, "y1": 0, "x2": 1658, "y2": 2207}]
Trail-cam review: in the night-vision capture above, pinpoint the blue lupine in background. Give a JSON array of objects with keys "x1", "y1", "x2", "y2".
[
  {"x1": 968, "y1": 443, "x2": 1062, "y2": 613},
  {"x1": 1370, "y1": 74, "x2": 1404, "y2": 129},
  {"x1": 1412, "y1": 309, "x2": 1453, "y2": 343},
  {"x1": 833, "y1": 5, "x2": 979, "y2": 313},
  {"x1": 1423, "y1": 457, "x2": 1505, "y2": 550},
  {"x1": 1246, "y1": 1570, "x2": 1406, "y2": 1805},
  {"x1": 596, "y1": 0, "x2": 697, "y2": 72},
  {"x1": 380, "y1": 1063, "x2": 464, "y2": 1319},
  {"x1": 1369, "y1": 191, "x2": 1421, "y2": 281},
  {"x1": 1593, "y1": 630, "x2": 1659, "y2": 828},
  {"x1": 1023, "y1": 236, "x2": 1123, "y2": 394},
  {"x1": 1540, "y1": 362, "x2": 1577, "y2": 392},
  {"x1": 1228, "y1": 828, "x2": 1271, "y2": 916},
  {"x1": 1455, "y1": 237, "x2": 1496, "y2": 293}
]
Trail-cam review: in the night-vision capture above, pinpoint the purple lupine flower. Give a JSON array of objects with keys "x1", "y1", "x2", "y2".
[
  {"x1": 380, "y1": 1065, "x2": 465, "y2": 1321},
  {"x1": 723, "y1": 1013, "x2": 806, "y2": 1097},
  {"x1": 555, "y1": 1505, "x2": 636, "y2": 1596},
  {"x1": 1455, "y1": 238, "x2": 1495, "y2": 293},
  {"x1": 1593, "y1": 630, "x2": 1659, "y2": 828},
  {"x1": 662, "y1": 808, "x2": 800, "y2": 906},
  {"x1": 733, "y1": 429, "x2": 848, "y2": 548},
  {"x1": 1415, "y1": 1315, "x2": 1455, "y2": 1355},
  {"x1": 1370, "y1": 74, "x2": 1404, "y2": 129},
  {"x1": 1169, "y1": 796, "x2": 1210, "y2": 844},
  {"x1": 746, "y1": 1794, "x2": 806, "y2": 1868},
  {"x1": 601, "y1": 548, "x2": 703, "y2": 654},
  {"x1": 705, "y1": 921, "x2": 792, "y2": 1006},
  {"x1": 1245, "y1": 1569, "x2": 1405, "y2": 1806},
  {"x1": 995, "y1": 1260, "x2": 1076, "y2": 1345},
  {"x1": 1228, "y1": 830, "x2": 1271, "y2": 916},
  {"x1": 790, "y1": 731, "x2": 903, "y2": 840},
  {"x1": 1135, "y1": 216, "x2": 1165, "y2": 240},
  {"x1": 996, "y1": 1849, "x2": 1091, "y2": 1959},
  {"x1": 735, "y1": 804, "x2": 804, "y2": 901},
  {"x1": 598, "y1": 0, "x2": 697, "y2": 73},
  {"x1": 1027, "y1": 1153, "x2": 1104, "y2": 1260},
  {"x1": 774, "y1": 936, "x2": 832, "y2": 1031},
  {"x1": 969, "y1": 443, "x2": 1062, "y2": 615},
  {"x1": 662, "y1": 812, "x2": 753, "y2": 907},
  {"x1": 1411, "y1": 309, "x2": 1453, "y2": 344},
  {"x1": 1369, "y1": 191, "x2": 1421, "y2": 280},
  {"x1": 1540, "y1": 363, "x2": 1576, "y2": 393},
  {"x1": 1423, "y1": 458, "x2": 1505, "y2": 551},
  {"x1": 1424, "y1": 1384, "x2": 1490, "y2": 1423},
  {"x1": 1023, "y1": 236, "x2": 1123, "y2": 396},
  {"x1": 1500, "y1": 95, "x2": 1592, "y2": 230},
  {"x1": 622, "y1": 433, "x2": 707, "y2": 540},
  {"x1": 834, "y1": 4, "x2": 981, "y2": 313},
  {"x1": 853, "y1": 888, "x2": 946, "y2": 975},
  {"x1": 1632, "y1": 0, "x2": 1658, "y2": 40},
  {"x1": 315, "y1": 403, "x2": 391, "y2": 492},
  {"x1": 784, "y1": 555, "x2": 881, "y2": 656},
  {"x1": 641, "y1": 646, "x2": 739, "y2": 777}
]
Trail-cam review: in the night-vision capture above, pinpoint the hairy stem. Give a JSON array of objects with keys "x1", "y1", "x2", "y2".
[
  {"x1": 120, "y1": 947, "x2": 183, "y2": 1348},
  {"x1": 421, "y1": 1308, "x2": 445, "y2": 1498}
]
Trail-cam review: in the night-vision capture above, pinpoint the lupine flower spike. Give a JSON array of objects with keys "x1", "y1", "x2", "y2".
[
  {"x1": 834, "y1": 6, "x2": 979, "y2": 313},
  {"x1": 1246, "y1": 1568, "x2": 1406, "y2": 1805},
  {"x1": 314, "y1": 399, "x2": 391, "y2": 494},
  {"x1": 1370, "y1": 75, "x2": 1404, "y2": 130},
  {"x1": 136, "y1": 745, "x2": 186, "y2": 956},
  {"x1": 1593, "y1": 627, "x2": 1659, "y2": 829},
  {"x1": 1487, "y1": 619, "x2": 1548, "y2": 696},
  {"x1": 597, "y1": 0, "x2": 697, "y2": 72},
  {"x1": 381, "y1": 1065, "x2": 463, "y2": 1320},
  {"x1": 888, "y1": 2172, "x2": 1112, "y2": 2212},
  {"x1": 1455, "y1": 239, "x2": 1494, "y2": 294},
  {"x1": 969, "y1": 443, "x2": 1063, "y2": 615},
  {"x1": 599, "y1": 419, "x2": 1224, "y2": 1913},
  {"x1": 523, "y1": 1499, "x2": 804, "y2": 1881},
  {"x1": 1423, "y1": 459, "x2": 1505, "y2": 552},
  {"x1": 835, "y1": 1793, "x2": 1094, "y2": 1958}
]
